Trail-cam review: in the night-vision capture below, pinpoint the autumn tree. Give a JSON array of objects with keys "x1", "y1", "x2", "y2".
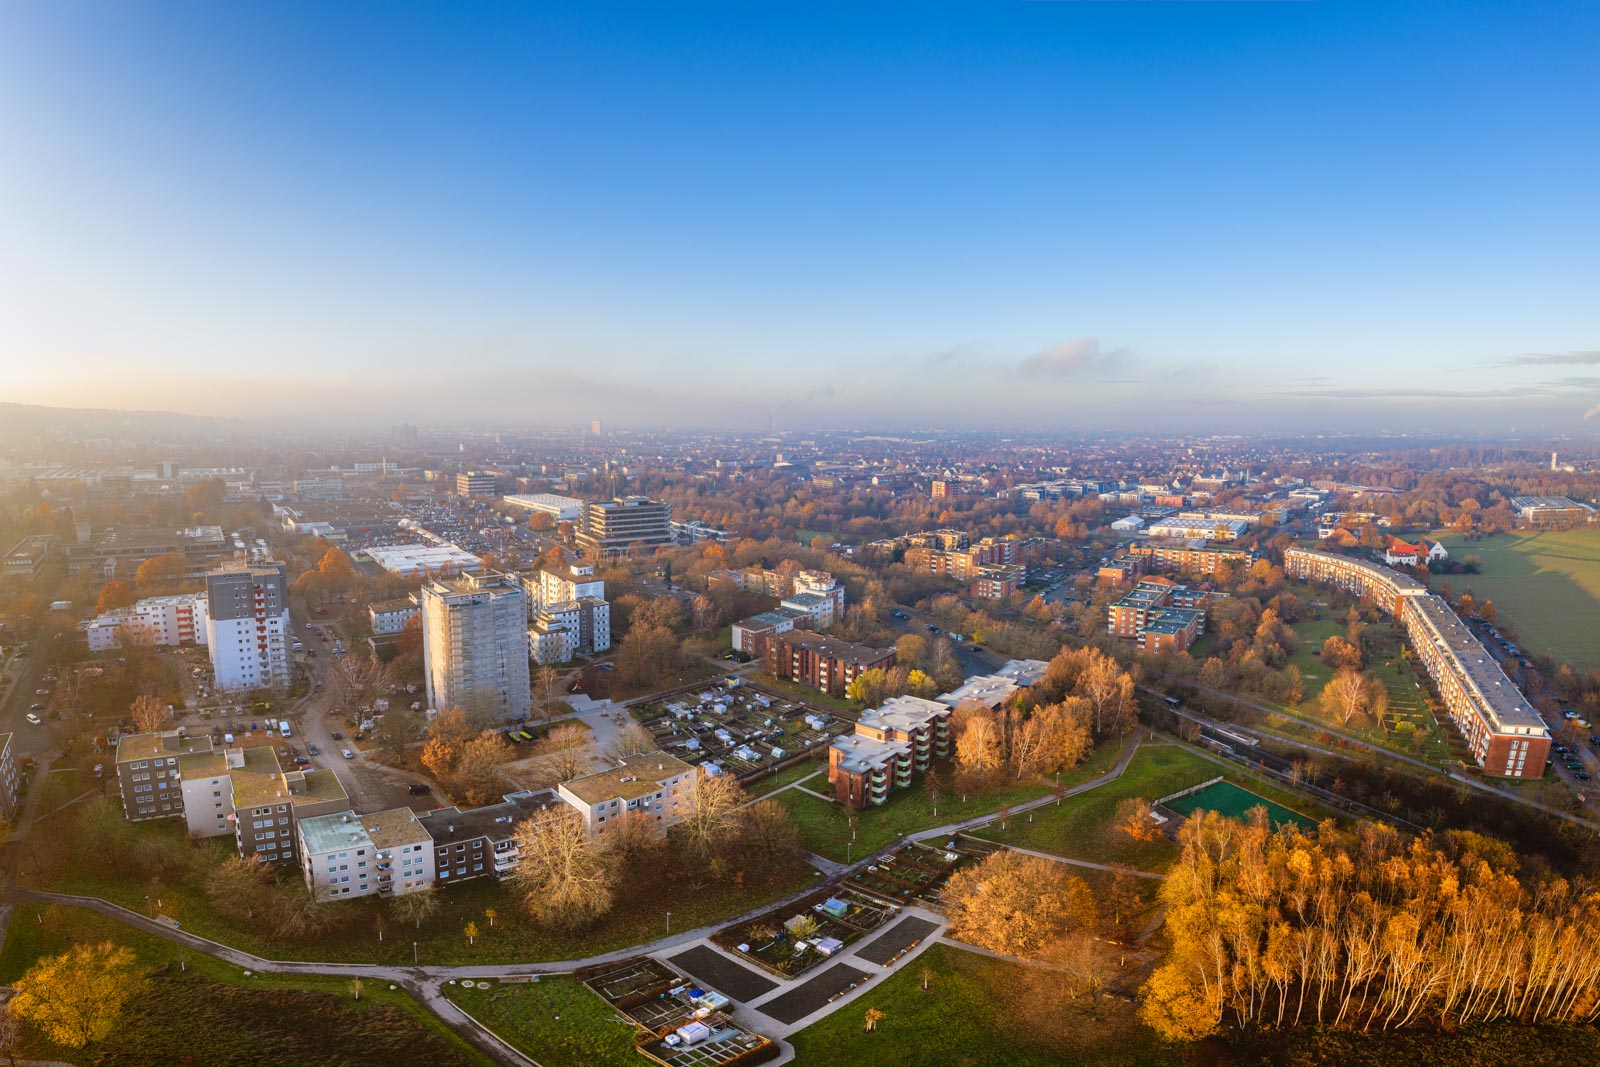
[
  {"x1": 507, "y1": 809, "x2": 615, "y2": 930},
  {"x1": 1078, "y1": 653, "x2": 1137, "y2": 737},
  {"x1": 943, "y1": 851, "x2": 1096, "y2": 958},
  {"x1": 735, "y1": 798, "x2": 800, "y2": 865},
  {"x1": 9, "y1": 941, "x2": 144, "y2": 1049},
  {"x1": 447, "y1": 731, "x2": 516, "y2": 806},
  {"x1": 600, "y1": 722, "x2": 656, "y2": 764},
  {"x1": 615, "y1": 624, "x2": 683, "y2": 687},
  {"x1": 134, "y1": 552, "x2": 185, "y2": 589},
  {"x1": 955, "y1": 711, "x2": 1003, "y2": 778},
  {"x1": 676, "y1": 768, "x2": 747, "y2": 859},
  {"x1": 1319, "y1": 634, "x2": 1363, "y2": 672},
  {"x1": 206, "y1": 854, "x2": 273, "y2": 918},
  {"x1": 1113, "y1": 797, "x2": 1164, "y2": 842},
  {"x1": 130, "y1": 693, "x2": 174, "y2": 734},
  {"x1": 393, "y1": 885, "x2": 440, "y2": 929},
  {"x1": 421, "y1": 707, "x2": 475, "y2": 779},
  {"x1": 1321, "y1": 667, "x2": 1385, "y2": 726},
  {"x1": 377, "y1": 702, "x2": 420, "y2": 761},
  {"x1": 541, "y1": 723, "x2": 591, "y2": 782},
  {"x1": 95, "y1": 580, "x2": 137, "y2": 614}
]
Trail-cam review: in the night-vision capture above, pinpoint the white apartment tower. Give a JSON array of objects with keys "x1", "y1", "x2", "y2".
[
  {"x1": 205, "y1": 561, "x2": 292, "y2": 692},
  {"x1": 422, "y1": 570, "x2": 532, "y2": 722}
]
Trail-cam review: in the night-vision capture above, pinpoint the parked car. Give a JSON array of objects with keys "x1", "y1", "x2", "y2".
[
  {"x1": 28, "y1": 702, "x2": 44, "y2": 711},
  {"x1": 308, "y1": 744, "x2": 319, "y2": 756},
  {"x1": 341, "y1": 749, "x2": 354, "y2": 760},
  {"x1": 408, "y1": 783, "x2": 431, "y2": 795},
  {"x1": 25, "y1": 713, "x2": 41, "y2": 726}
]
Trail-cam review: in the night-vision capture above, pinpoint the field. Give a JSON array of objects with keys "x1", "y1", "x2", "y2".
[
  {"x1": 0, "y1": 903, "x2": 493, "y2": 1066},
  {"x1": 1434, "y1": 529, "x2": 1600, "y2": 671},
  {"x1": 971, "y1": 742, "x2": 1218, "y2": 871},
  {"x1": 445, "y1": 977, "x2": 639, "y2": 1067},
  {"x1": 1164, "y1": 779, "x2": 1316, "y2": 831},
  {"x1": 786, "y1": 942, "x2": 1180, "y2": 1067}
]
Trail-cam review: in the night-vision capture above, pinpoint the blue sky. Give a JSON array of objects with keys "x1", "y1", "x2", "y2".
[{"x1": 2, "y1": 1, "x2": 1597, "y2": 432}]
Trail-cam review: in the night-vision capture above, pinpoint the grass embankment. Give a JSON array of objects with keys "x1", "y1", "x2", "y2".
[
  {"x1": 1435, "y1": 528, "x2": 1600, "y2": 671},
  {"x1": 972, "y1": 742, "x2": 1215, "y2": 870},
  {"x1": 746, "y1": 758, "x2": 825, "y2": 798},
  {"x1": 0, "y1": 903, "x2": 493, "y2": 1066},
  {"x1": 776, "y1": 739, "x2": 1127, "y2": 863},
  {"x1": 445, "y1": 977, "x2": 639, "y2": 1067},
  {"x1": 34, "y1": 816, "x2": 814, "y2": 967},
  {"x1": 788, "y1": 942, "x2": 1180, "y2": 1067}
]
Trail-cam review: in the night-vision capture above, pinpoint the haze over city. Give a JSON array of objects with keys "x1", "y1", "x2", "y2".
[{"x1": 3, "y1": 1, "x2": 1598, "y2": 432}]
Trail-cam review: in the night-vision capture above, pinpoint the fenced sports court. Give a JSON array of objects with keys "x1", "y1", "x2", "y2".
[{"x1": 1162, "y1": 779, "x2": 1316, "y2": 831}]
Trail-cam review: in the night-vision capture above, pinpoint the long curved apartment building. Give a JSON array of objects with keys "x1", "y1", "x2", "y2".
[{"x1": 1283, "y1": 547, "x2": 1550, "y2": 778}]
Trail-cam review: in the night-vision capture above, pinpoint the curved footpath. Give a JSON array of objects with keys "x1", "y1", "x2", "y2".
[{"x1": 4, "y1": 730, "x2": 1151, "y2": 1066}]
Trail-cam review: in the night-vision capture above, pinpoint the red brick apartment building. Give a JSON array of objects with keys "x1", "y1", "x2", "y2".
[
  {"x1": 1107, "y1": 578, "x2": 1209, "y2": 654},
  {"x1": 828, "y1": 695, "x2": 951, "y2": 809},
  {"x1": 765, "y1": 631, "x2": 894, "y2": 697},
  {"x1": 1127, "y1": 543, "x2": 1249, "y2": 576},
  {"x1": 1284, "y1": 547, "x2": 1549, "y2": 777},
  {"x1": 971, "y1": 569, "x2": 1021, "y2": 600}
]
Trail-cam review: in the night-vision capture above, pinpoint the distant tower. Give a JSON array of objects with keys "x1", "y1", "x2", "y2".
[
  {"x1": 1552, "y1": 451, "x2": 1559, "y2": 471},
  {"x1": 591, "y1": 419, "x2": 603, "y2": 437}
]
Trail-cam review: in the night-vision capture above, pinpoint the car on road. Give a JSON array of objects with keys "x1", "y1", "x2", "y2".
[
  {"x1": 25, "y1": 713, "x2": 41, "y2": 725},
  {"x1": 308, "y1": 744, "x2": 319, "y2": 756},
  {"x1": 29, "y1": 702, "x2": 44, "y2": 711},
  {"x1": 341, "y1": 749, "x2": 354, "y2": 759},
  {"x1": 34, "y1": 689, "x2": 49, "y2": 696},
  {"x1": 331, "y1": 731, "x2": 343, "y2": 740},
  {"x1": 408, "y1": 783, "x2": 431, "y2": 795}
]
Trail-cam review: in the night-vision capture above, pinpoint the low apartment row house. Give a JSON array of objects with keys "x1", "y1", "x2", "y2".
[
  {"x1": 935, "y1": 658, "x2": 1050, "y2": 710},
  {"x1": 557, "y1": 750, "x2": 696, "y2": 834},
  {"x1": 369, "y1": 597, "x2": 420, "y2": 636},
  {"x1": 828, "y1": 695, "x2": 951, "y2": 809},
  {"x1": 86, "y1": 592, "x2": 209, "y2": 651},
  {"x1": 1108, "y1": 578, "x2": 1212, "y2": 653},
  {"x1": 1126, "y1": 542, "x2": 1249, "y2": 576},
  {"x1": 0, "y1": 733, "x2": 19, "y2": 819},
  {"x1": 764, "y1": 631, "x2": 895, "y2": 697}
]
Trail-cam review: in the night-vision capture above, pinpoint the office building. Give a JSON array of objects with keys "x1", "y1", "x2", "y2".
[
  {"x1": 421, "y1": 571, "x2": 532, "y2": 722},
  {"x1": 577, "y1": 497, "x2": 674, "y2": 557},
  {"x1": 455, "y1": 471, "x2": 499, "y2": 496},
  {"x1": 205, "y1": 562, "x2": 292, "y2": 692},
  {"x1": 2, "y1": 534, "x2": 57, "y2": 581}
]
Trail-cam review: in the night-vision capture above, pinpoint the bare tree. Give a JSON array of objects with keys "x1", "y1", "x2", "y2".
[
  {"x1": 541, "y1": 724, "x2": 591, "y2": 782},
  {"x1": 507, "y1": 809, "x2": 615, "y2": 930},
  {"x1": 130, "y1": 693, "x2": 174, "y2": 734},
  {"x1": 600, "y1": 722, "x2": 656, "y2": 764},
  {"x1": 393, "y1": 886, "x2": 440, "y2": 929},
  {"x1": 676, "y1": 768, "x2": 746, "y2": 859}
]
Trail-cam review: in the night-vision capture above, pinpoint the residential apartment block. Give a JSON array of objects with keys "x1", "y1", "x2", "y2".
[
  {"x1": 558, "y1": 751, "x2": 695, "y2": 834},
  {"x1": 179, "y1": 744, "x2": 350, "y2": 865},
  {"x1": 828, "y1": 695, "x2": 951, "y2": 809},
  {"x1": 115, "y1": 730, "x2": 214, "y2": 822},
  {"x1": 86, "y1": 592, "x2": 209, "y2": 652},
  {"x1": 1107, "y1": 578, "x2": 1210, "y2": 654},
  {"x1": 368, "y1": 597, "x2": 420, "y2": 636},
  {"x1": 524, "y1": 562, "x2": 611, "y2": 665},
  {"x1": 730, "y1": 612, "x2": 796, "y2": 656},
  {"x1": 421, "y1": 570, "x2": 531, "y2": 722},
  {"x1": 764, "y1": 631, "x2": 894, "y2": 697},
  {"x1": 1126, "y1": 542, "x2": 1249, "y2": 576},
  {"x1": 418, "y1": 790, "x2": 563, "y2": 885},
  {"x1": 0, "y1": 733, "x2": 16, "y2": 819},
  {"x1": 1284, "y1": 548, "x2": 1549, "y2": 777},
  {"x1": 299, "y1": 808, "x2": 436, "y2": 900},
  {"x1": 205, "y1": 561, "x2": 292, "y2": 692}
]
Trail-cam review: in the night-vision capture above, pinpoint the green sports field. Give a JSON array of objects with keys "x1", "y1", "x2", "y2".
[
  {"x1": 1163, "y1": 779, "x2": 1317, "y2": 831},
  {"x1": 1434, "y1": 529, "x2": 1600, "y2": 671}
]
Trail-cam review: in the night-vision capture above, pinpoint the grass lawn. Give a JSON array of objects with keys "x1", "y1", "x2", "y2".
[
  {"x1": 34, "y1": 814, "x2": 816, "y2": 967},
  {"x1": 746, "y1": 758, "x2": 826, "y2": 798},
  {"x1": 1434, "y1": 529, "x2": 1600, "y2": 671},
  {"x1": 1286, "y1": 615, "x2": 1345, "y2": 705},
  {"x1": 787, "y1": 942, "x2": 1180, "y2": 1067},
  {"x1": 775, "y1": 740, "x2": 1127, "y2": 863},
  {"x1": 445, "y1": 976, "x2": 639, "y2": 1067},
  {"x1": 972, "y1": 742, "x2": 1219, "y2": 871},
  {"x1": 0, "y1": 902, "x2": 493, "y2": 1066}
]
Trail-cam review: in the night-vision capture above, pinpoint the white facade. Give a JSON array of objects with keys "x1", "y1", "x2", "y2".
[
  {"x1": 557, "y1": 751, "x2": 695, "y2": 836},
  {"x1": 86, "y1": 592, "x2": 209, "y2": 652},
  {"x1": 503, "y1": 493, "x2": 585, "y2": 522},
  {"x1": 529, "y1": 597, "x2": 610, "y2": 664},
  {"x1": 205, "y1": 562, "x2": 292, "y2": 692},
  {"x1": 422, "y1": 571, "x2": 532, "y2": 722},
  {"x1": 792, "y1": 570, "x2": 846, "y2": 620},
  {"x1": 369, "y1": 599, "x2": 420, "y2": 636},
  {"x1": 298, "y1": 809, "x2": 436, "y2": 901}
]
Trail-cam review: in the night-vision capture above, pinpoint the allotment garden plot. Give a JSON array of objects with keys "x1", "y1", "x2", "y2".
[
  {"x1": 713, "y1": 888, "x2": 899, "y2": 979},
  {"x1": 578, "y1": 957, "x2": 775, "y2": 1067},
  {"x1": 632, "y1": 678, "x2": 852, "y2": 779}
]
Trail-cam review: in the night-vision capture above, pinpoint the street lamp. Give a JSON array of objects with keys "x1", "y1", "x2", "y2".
[
  {"x1": 847, "y1": 841, "x2": 853, "y2": 865},
  {"x1": 666, "y1": 911, "x2": 672, "y2": 936},
  {"x1": 413, "y1": 941, "x2": 418, "y2": 965}
]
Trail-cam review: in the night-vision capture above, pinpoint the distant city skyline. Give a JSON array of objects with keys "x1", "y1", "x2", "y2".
[{"x1": 2, "y1": 2, "x2": 1597, "y2": 433}]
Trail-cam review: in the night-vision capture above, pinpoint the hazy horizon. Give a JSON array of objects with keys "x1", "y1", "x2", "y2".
[{"x1": 3, "y1": 2, "x2": 1598, "y2": 434}]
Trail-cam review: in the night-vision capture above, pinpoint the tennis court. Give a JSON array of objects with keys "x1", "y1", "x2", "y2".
[{"x1": 1163, "y1": 780, "x2": 1316, "y2": 831}]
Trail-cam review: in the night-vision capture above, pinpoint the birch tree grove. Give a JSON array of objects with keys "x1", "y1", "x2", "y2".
[{"x1": 1140, "y1": 811, "x2": 1600, "y2": 1041}]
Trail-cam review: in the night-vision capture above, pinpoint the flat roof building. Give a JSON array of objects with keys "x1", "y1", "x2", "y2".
[
  {"x1": 421, "y1": 570, "x2": 531, "y2": 723},
  {"x1": 559, "y1": 751, "x2": 696, "y2": 835},
  {"x1": 365, "y1": 543, "x2": 483, "y2": 576},
  {"x1": 503, "y1": 493, "x2": 586, "y2": 521},
  {"x1": 577, "y1": 497, "x2": 674, "y2": 557}
]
